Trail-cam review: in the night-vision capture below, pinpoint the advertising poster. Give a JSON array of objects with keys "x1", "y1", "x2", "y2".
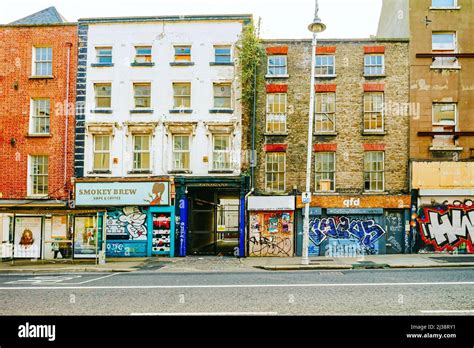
[
  {"x1": 14, "y1": 217, "x2": 42, "y2": 258},
  {"x1": 74, "y1": 216, "x2": 97, "y2": 258},
  {"x1": 249, "y1": 211, "x2": 294, "y2": 257}
]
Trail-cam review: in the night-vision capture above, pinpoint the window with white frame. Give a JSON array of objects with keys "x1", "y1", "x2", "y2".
[
  {"x1": 364, "y1": 54, "x2": 385, "y2": 75},
  {"x1": 433, "y1": 103, "x2": 456, "y2": 126},
  {"x1": 315, "y1": 55, "x2": 335, "y2": 76},
  {"x1": 174, "y1": 46, "x2": 191, "y2": 62},
  {"x1": 30, "y1": 99, "x2": 50, "y2": 134},
  {"x1": 33, "y1": 47, "x2": 52, "y2": 76},
  {"x1": 29, "y1": 155, "x2": 48, "y2": 196},
  {"x1": 213, "y1": 83, "x2": 232, "y2": 109},
  {"x1": 134, "y1": 46, "x2": 152, "y2": 63},
  {"x1": 266, "y1": 93, "x2": 287, "y2": 133},
  {"x1": 267, "y1": 55, "x2": 287, "y2": 76},
  {"x1": 432, "y1": 32, "x2": 457, "y2": 67},
  {"x1": 432, "y1": 0, "x2": 456, "y2": 8},
  {"x1": 93, "y1": 135, "x2": 110, "y2": 171},
  {"x1": 364, "y1": 151, "x2": 384, "y2": 192},
  {"x1": 133, "y1": 83, "x2": 151, "y2": 108},
  {"x1": 96, "y1": 47, "x2": 112, "y2": 64},
  {"x1": 133, "y1": 134, "x2": 151, "y2": 171},
  {"x1": 315, "y1": 152, "x2": 335, "y2": 192},
  {"x1": 315, "y1": 93, "x2": 336, "y2": 133},
  {"x1": 214, "y1": 46, "x2": 231, "y2": 63},
  {"x1": 172, "y1": 135, "x2": 190, "y2": 170},
  {"x1": 265, "y1": 152, "x2": 285, "y2": 192},
  {"x1": 212, "y1": 135, "x2": 231, "y2": 170},
  {"x1": 94, "y1": 83, "x2": 112, "y2": 108},
  {"x1": 363, "y1": 92, "x2": 384, "y2": 132},
  {"x1": 173, "y1": 82, "x2": 191, "y2": 109}
]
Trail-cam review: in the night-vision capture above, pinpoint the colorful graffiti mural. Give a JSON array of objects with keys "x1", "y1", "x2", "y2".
[
  {"x1": 417, "y1": 204, "x2": 474, "y2": 253},
  {"x1": 249, "y1": 211, "x2": 294, "y2": 256},
  {"x1": 106, "y1": 207, "x2": 148, "y2": 240},
  {"x1": 309, "y1": 216, "x2": 386, "y2": 255}
]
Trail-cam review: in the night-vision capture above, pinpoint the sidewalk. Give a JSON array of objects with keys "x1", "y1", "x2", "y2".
[{"x1": 0, "y1": 254, "x2": 473, "y2": 273}]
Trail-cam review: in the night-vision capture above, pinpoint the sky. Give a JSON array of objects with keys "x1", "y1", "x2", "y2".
[{"x1": 0, "y1": 0, "x2": 383, "y2": 39}]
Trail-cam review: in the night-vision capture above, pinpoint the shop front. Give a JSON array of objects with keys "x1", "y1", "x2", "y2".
[
  {"x1": 75, "y1": 179, "x2": 175, "y2": 258},
  {"x1": 295, "y1": 195, "x2": 411, "y2": 256},
  {"x1": 247, "y1": 196, "x2": 295, "y2": 257}
]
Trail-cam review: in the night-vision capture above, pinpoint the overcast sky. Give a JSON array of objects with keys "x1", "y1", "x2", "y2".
[{"x1": 0, "y1": 0, "x2": 383, "y2": 39}]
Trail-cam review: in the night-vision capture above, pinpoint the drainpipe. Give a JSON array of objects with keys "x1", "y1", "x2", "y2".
[{"x1": 64, "y1": 42, "x2": 72, "y2": 196}]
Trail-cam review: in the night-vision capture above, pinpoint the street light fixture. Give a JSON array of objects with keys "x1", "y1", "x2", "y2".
[{"x1": 302, "y1": 0, "x2": 326, "y2": 265}]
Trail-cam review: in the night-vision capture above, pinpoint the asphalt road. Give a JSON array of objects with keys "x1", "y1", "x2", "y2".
[{"x1": 0, "y1": 268, "x2": 473, "y2": 315}]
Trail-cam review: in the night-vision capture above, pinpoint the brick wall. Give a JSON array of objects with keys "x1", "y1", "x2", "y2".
[{"x1": 0, "y1": 25, "x2": 77, "y2": 200}]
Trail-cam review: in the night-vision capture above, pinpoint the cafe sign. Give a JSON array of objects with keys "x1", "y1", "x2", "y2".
[{"x1": 75, "y1": 182, "x2": 170, "y2": 206}]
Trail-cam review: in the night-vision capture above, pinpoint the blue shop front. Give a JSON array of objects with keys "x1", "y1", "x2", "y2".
[{"x1": 74, "y1": 179, "x2": 175, "y2": 258}]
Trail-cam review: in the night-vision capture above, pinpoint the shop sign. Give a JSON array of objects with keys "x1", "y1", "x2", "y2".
[
  {"x1": 327, "y1": 208, "x2": 384, "y2": 215},
  {"x1": 248, "y1": 196, "x2": 295, "y2": 211},
  {"x1": 76, "y1": 182, "x2": 170, "y2": 206}
]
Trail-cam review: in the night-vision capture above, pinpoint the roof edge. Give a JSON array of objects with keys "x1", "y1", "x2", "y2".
[{"x1": 78, "y1": 14, "x2": 253, "y2": 24}]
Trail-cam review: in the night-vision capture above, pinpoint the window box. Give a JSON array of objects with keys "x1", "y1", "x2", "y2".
[
  {"x1": 169, "y1": 109, "x2": 192, "y2": 114},
  {"x1": 131, "y1": 62, "x2": 155, "y2": 67},
  {"x1": 210, "y1": 62, "x2": 234, "y2": 66},
  {"x1": 209, "y1": 109, "x2": 234, "y2": 114},
  {"x1": 130, "y1": 109, "x2": 153, "y2": 114},
  {"x1": 90, "y1": 109, "x2": 113, "y2": 114},
  {"x1": 170, "y1": 62, "x2": 195, "y2": 66},
  {"x1": 91, "y1": 63, "x2": 114, "y2": 67}
]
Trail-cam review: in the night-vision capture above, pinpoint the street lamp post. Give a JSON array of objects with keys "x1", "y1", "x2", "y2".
[{"x1": 302, "y1": 0, "x2": 326, "y2": 265}]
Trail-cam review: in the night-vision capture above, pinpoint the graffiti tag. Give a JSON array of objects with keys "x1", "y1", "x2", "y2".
[{"x1": 249, "y1": 235, "x2": 292, "y2": 257}]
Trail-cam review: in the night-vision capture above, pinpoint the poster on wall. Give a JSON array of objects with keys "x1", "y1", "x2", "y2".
[
  {"x1": 74, "y1": 216, "x2": 97, "y2": 258},
  {"x1": 14, "y1": 217, "x2": 42, "y2": 258},
  {"x1": 249, "y1": 211, "x2": 294, "y2": 257}
]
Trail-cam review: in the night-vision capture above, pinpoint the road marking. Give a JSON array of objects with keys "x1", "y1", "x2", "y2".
[
  {"x1": 130, "y1": 312, "x2": 278, "y2": 316},
  {"x1": 75, "y1": 273, "x2": 117, "y2": 285},
  {"x1": 4, "y1": 275, "x2": 82, "y2": 285},
  {"x1": 0, "y1": 281, "x2": 473, "y2": 290},
  {"x1": 420, "y1": 309, "x2": 474, "y2": 314}
]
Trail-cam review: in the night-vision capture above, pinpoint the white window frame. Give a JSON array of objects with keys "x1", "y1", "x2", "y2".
[
  {"x1": 265, "y1": 152, "x2": 286, "y2": 192},
  {"x1": 28, "y1": 155, "x2": 48, "y2": 196},
  {"x1": 432, "y1": 32, "x2": 458, "y2": 68},
  {"x1": 173, "y1": 82, "x2": 191, "y2": 109},
  {"x1": 315, "y1": 92, "x2": 336, "y2": 133},
  {"x1": 94, "y1": 83, "x2": 112, "y2": 109},
  {"x1": 212, "y1": 134, "x2": 231, "y2": 171},
  {"x1": 363, "y1": 92, "x2": 384, "y2": 132},
  {"x1": 266, "y1": 93, "x2": 287, "y2": 133},
  {"x1": 172, "y1": 134, "x2": 191, "y2": 171},
  {"x1": 134, "y1": 46, "x2": 152, "y2": 63},
  {"x1": 315, "y1": 152, "x2": 336, "y2": 192},
  {"x1": 364, "y1": 151, "x2": 384, "y2": 192},
  {"x1": 315, "y1": 55, "x2": 335, "y2": 76},
  {"x1": 267, "y1": 55, "x2": 288, "y2": 76},
  {"x1": 132, "y1": 134, "x2": 151, "y2": 171},
  {"x1": 432, "y1": 103, "x2": 457, "y2": 127},
  {"x1": 92, "y1": 134, "x2": 111, "y2": 172},
  {"x1": 95, "y1": 46, "x2": 112, "y2": 64},
  {"x1": 133, "y1": 82, "x2": 151, "y2": 109},
  {"x1": 213, "y1": 82, "x2": 232, "y2": 109},
  {"x1": 29, "y1": 98, "x2": 50, "y2": 134},
  {"x1": 364, "y1": 54, "x2": 385, "y2": 75},
  {"x1": 214, "y1": 45, "x2": 232, "y2": 63},
  {"x1": 431, "y1": 0, "x2": 458, "y2": 8},
  {"x1": 32, "y1": 47, "x2": 52, "y2": 76}
]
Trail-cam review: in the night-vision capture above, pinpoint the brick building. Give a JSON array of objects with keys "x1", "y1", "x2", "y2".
[
  {"x1": 247, "y1": 38, "x2": 412, "y2": 257},
  {"x1": 0, "y1": 8, "x2": 77, "y2": 259}
]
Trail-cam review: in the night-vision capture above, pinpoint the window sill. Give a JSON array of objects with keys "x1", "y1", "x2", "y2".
[
  {"x1": 25, "y1": 195, "x2": 49, "y2": 199},
  {"x1": 314, "y1": 131, "x2": 338, "y2": 136},
  {"x1": 429, "y1": 146, "x2": 463, "y2": 152},
  {"x1": 430, "y1": 65, "x2": 461, "y2": 70},
  {"x1": 91, "y1": 109, "x2": 113, "y2": 114},
  {"x1": 168, "y1": 170, "x2": 192, "y2": 174},
  {"x1": 362, "y1": 131, "x2": 386, "y2": 136},
  {"x1": 91, "y1": 63, "x2": 114, "y2": 67},
  {"x1": 265, "y1": 74, "x2": 289, "y2": 79},
  {"x1": 429, "y1": 6, "x2": 461, "y2": 10},
  {"x1": 170, "y1": 62, "x2": 195, "y2": 66},
  {"x1": 313, "y1": 191, "x2": 338, "y2": 195},
  {"x1": 364, "y1": 74, "x2": 386, "y2": 78},
  {"x1": 315, "y1": 74, "x2": 337, "y2": 78},
  {"x1": 264, "y1": 132, "x2": 288, "y2": 136},
  {"x1": 131, "y1": 62, "x2": 155, "y2": 67},
  {"x1": 169, "y1": 109, "x2": 193, "y2": 114},
  {"x1": 26, "y1": 133, "x2": 52, "y2": 138},
  {"x1": 130, "y1": 109, "x2": 153, "y2": 114},
  {"x1": 88, "y1": 170, "x2": 112, "y2": 175},
  {"x1": 208, "y1": 170, "x2": 233, "y2": 174},
  {"x1": 362, "y1": 191, "x2": 388, "y2": 195},
  {"x1": 29, "y1": 75, "x2": 54, "y2": 79},
  {"x1": 127, "y1": 170, "x2": 152, "y2": 174},
  {"x1": 209, "y1": 108, "x2": 234, "y2": 114},
  {"x1": 210, "y1": 62, "x2": 234, "y2": 66}
]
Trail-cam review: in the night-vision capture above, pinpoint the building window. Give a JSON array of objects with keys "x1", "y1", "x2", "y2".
[
  {"x1": 266, "y1": 93, "x2": 287, "y2": 133},
  {"x1": 265, "y1": 152, "x2": 285, "y2": 192},
  {"x1": 96, "y1": 47, "x2": 112, "y2": 64},
  {"x1": 33, "y1": 47, "x2": 52, "y2": 76},
  {"x1": 364, "y1": 151, "x2": 384, "y2": 192},
  {"x1": 315, "y1": 55, "x2": 335, "y2": 76},
  {"x1": 315, "y1": 93, "x2": 336, "y2": 133},
  {"x1": 213, "y1": 83, "x2": 232, "y2": 108},
  {"x1": 134, "y1": 46, "x2": 152, "y2": 63},
  {"x1": 432, "y1": 0, "x2": 456, "y2": 7},
  {"x1": 94, "y1": 83, "x2": 112, "y2": 108},
  {"x1": 172, "y1": 135, "x2": 190, "y2": 170},
  {"x1": 133, "y1": 83, "x2": 151, "y2": 108},
  {"x1": 433, "y1": 103, "x2": 456, "y2": 126},
  {"x1": 212, "y1": 135, "x2": 231, "y2": 170},
  {"x1": 363, "y1": 92, "x2": 384, "y2": 132},
  {"x1": 29, "y1": 155, "x2": 48, "y2": 195},
  {"x1": 432, "y1": 32, "x2": 457, "y2": 67},
  {"x1": 214, "y1": 46, "x2": 231, "y2": 63},
  {"x1": 267, "y1": 55, "x2": 287, "y2": 76},
  {"x1": 30, "y1": 99, "x2": 50, "y2": 134},
  {"x1": 173, "y1": 82, "x2": 191, "y2": 109},
  {"x1": 93, "y1": 135, "x2": 110, "y2": 171},
  {"x1": 364, "y1": 54, "x2": 384, "y2": 75},
  {"x1": 133, "y1": 135, "x2": 151, "y2": 171},
  {"x1": 315, "y1": 152, "x2": 335, "y2": 192},
  {"x1": 174, "y1": 46, "x2": 191, "y2": 62}
]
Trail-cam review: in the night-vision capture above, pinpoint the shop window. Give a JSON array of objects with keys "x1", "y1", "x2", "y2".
[
  {"x1": 315, "y1": 152, "x2": 335, "y2": 192},
  {"x1": 94, "y1": 83, "x2": 112, "y2": 108},
  {"x1": 214, "y1": 45, "x2": 231, "y2": 63},
  {"x1": 33, "y1": 47, "x2": 52, "y2": 76},
  {"x1": 315, "y1": 92, "x2": 336, "y2": 133},
  {"x1": 174, "y1": 46, "x2": 191, "y2": 62},
  {"x1": 363, "y1": 92, "x2": 384, "y2": 132},
  {"x1": 315, "y1": 55, "x2": 335, "y2": 76},
  {"x1": 74, "y1": 216, "x2": 97, "y2": 258},
  {"x1": 364, "y1": 54, "x2": 384, "y2": 75},
  {"x1": 134, "y1": 46, "x2": 152, "y2": 63},
  {"x1": 172, "y1": 135, "x2": 190, "y2": 170},
  {"x1": 364, "y1": 151, "x2": 384, "y2": 192},
  {"x1": 133, "y1": 83, "x2": 151, "y2": 108},
  {"x1": 173, "y1": 82, "x2": 191, "y2": 109},
  {"x1": 213, "y1": 83, "x2": 232, "y2": 109},
  {"x1": 432, "y1": 32, "x2": 458, "y2": 68},
  {"x1": 96, "y1": 47, "x2": 112, "y2": 64},
  {"x1": 93, "y1": 135, "x2": 111, "y2": 171},
  {"x1": 212, "y1": 134, "x2": 231, "y2": 170},
  {"x1": 29, "y1": 155, "x2": 48, "y2": 196},
  {"x1": 265, "y1": 152, "x2": 286, "y2": 192},
  {"x1": 133, "y1": 134, "x2": 151, "y2": 171},
  {"x1": 30, "y1": 98, "x2": 50, "y2": 134},
  {"x1": 267, "y1": 55, "x2": 287, "y2": 76},
  {"x1": 266, "y1": 93, "x2": 287, "y2": 133}
]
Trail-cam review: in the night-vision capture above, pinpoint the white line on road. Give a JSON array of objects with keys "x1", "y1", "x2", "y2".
[
  {"x1": 420, "y1": 309, "x2": 474, "y2": 314},
  {"x1": 131, "y1": 312, "x2": 278, "y2": 316},
  {"x1": 0, "y1": 281, "x2": 473, "y2": 290},
  {"x1": 75, "y1": 273, "x2": 117, "y2": 285}
]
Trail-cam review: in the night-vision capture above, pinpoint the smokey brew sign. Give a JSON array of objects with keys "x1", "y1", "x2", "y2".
[{"x1": 75, "y1": 182, "x2": 170, "y2": 206}]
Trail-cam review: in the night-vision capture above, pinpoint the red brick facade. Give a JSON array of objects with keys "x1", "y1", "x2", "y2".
[{"x1": 0, "y1": 25, "x2": 77, "y2": 200}]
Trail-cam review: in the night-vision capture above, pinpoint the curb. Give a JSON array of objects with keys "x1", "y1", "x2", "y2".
[
  {"x1": 254, "y1": 263, "x2": 474, "y2": 271},
  {"x1": 0, "y1": 268, "x2": 136, "y2": 274}
]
